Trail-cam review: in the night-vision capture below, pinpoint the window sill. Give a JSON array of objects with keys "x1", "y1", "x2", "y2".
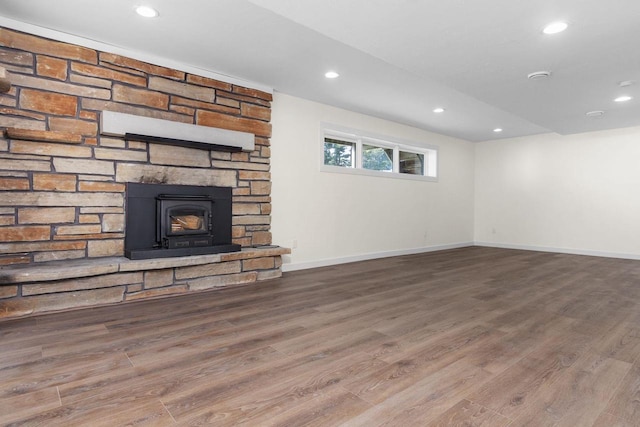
[{"x1": 320, "y1": 165, "x2": 438, "y2": 182}]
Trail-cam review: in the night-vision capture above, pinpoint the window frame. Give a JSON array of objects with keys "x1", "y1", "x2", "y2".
[{"x1": 320, "y1": 124, "x2": 438, "y2": 182}]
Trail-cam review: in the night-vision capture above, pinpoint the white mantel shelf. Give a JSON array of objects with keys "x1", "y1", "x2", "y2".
[{"x1": 101, "y1": 111, "x2": 255, "y2": 152}]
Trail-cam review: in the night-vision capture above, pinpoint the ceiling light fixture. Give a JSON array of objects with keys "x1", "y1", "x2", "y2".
[
  {"x1": 136, "y1": 5, "x2": 159, "y2": 18},
  {"x1": 493, "y1": 128, "x2": 503, "y2": 133},
  {"x1": 527, "y1": 71, "x2": 551, "y2": 80},
  {"x1": 586, "y1": 110, "x2": 604, "y2": 118},
  {"x1": 614, "y1": 95, "x2": 633, "y2": 102},
  {"x1": 324, "y1": 71, "x2": 339, "y2": 79},
  {"x1": 619, "y1": 80, "x2": 635, "y2": 87},
  {"x1": 433, "y1": 107, "x2": 445, "y2": 113},
  {"x1": 543, "y1": 21, "x2": 568, "y2": 34}
]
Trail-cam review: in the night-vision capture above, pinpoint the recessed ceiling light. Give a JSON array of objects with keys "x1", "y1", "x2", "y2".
[
  {"x1": 493, "y1": 128, "x2": 503, "y2": 133},
  {"x1": 527, "y1": 71, "x2": 551, "y2": 80},
  {"x1": 324, "y1": 71, "x2": 339, "y2": 79},
  {"x1": 543, "y1": 21, "x2": 568, "y2": 34},
  {"x1": 614, "y1": 95, "x2": 633, "y2": 102},
  {"x1": 433, "y1": 107, "x2": 445, "y2": 113},
  {"x1": 586, "y1": 110, "x2": 604, "y2": 117},
  {"x1": 619, "y1": 80, "x2": 635, "y2": 87},
  {"x1": 136, "y1": 6, "x2": 159, "y2": 18}
]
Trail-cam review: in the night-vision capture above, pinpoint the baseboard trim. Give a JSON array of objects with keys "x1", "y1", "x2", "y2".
[
  {"x1": 281, "y1": 242, "x2": 474, "y2": 272},
  {"x1": 474, "y1": 241, "x2": 640, "y2": 261}
]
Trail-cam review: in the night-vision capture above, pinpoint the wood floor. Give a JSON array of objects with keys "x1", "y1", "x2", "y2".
[{"x1": 1, "y1": 246, "x2": 640, "y2": 426}]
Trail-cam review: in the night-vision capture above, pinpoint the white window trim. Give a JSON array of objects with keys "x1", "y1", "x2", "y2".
[{"x1": 320, "y1": 123, "x2": 438, "y2": 182}]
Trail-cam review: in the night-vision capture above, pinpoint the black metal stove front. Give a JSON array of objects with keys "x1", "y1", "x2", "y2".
[{"x1": 125, "y1": 182, "x2": 240, "y2": 259}]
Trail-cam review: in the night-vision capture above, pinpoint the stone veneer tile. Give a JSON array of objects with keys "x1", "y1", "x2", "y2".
[
  {"x1": 4, "y1": 128, "x2": 83, "y2": 144},
  {"x1": 78, "y1": 181, "x2": 125, "y2": 192},
  {"x1": 80, "y1": 207, "x2": 123, "y2": 214},
  {"x1": 0, "y1": 177, "x2": 29, "y2": 190},
  {"x1": 0, "y1": 117, "x2": 46, "y2": 131},
  {"x1": 115, "y1": 163, "x2": 236, "y2": 187},
  {"x1": 113, "y1": 84, "x2": 169, "y2": 110},
  {"x1": 0, "y1": 158, "x2": 50, "y2": 172},
  {"x1": 0, "y1": 225, "x2": 50, "y2": 242},
  {"x1": 0, "y1": 255, "x2": 30, "y2": 266},
  {"x1": 94, "y1": 147, "x2": 148, "y2": 162},
  {"x1": 79, "y1": 214, "x2": 100, "y2": 223},
  {"x1": 11, "y1": 74, "x2": 108, "y2": 99},
  {"x1": 0, "y1": 287, "x2": 125, "y2": 319},
  {"x1": 144, "y1": 269, "x2": 175, "y2": 289},
  {"x1": 0, "y1": 286, "x2": 18, "y2": 299},
  {"x1": 71, "y1": 62, "x2": 147, "y2": 86},
  {"x1": 175, "y1": 261, "x2": 242, "y2": 280},
  {"x1": 196, "y1": 110, "x2": 272, "y2": 138},
  {"x1": 0, "y1": 216, "x2": 15, "y2": 226},
  {"x1": 10, "y1": 141, "x2": 91, "y2": 158},
  {"x1": 232, "y1": 216, "x2": 271, "y2": 226},
  {"x1": 125, "y1": 285, "x2": 189, "y2": 301},
  {"x1": 33, "y1": 174, "x2": 77, "y2": 192},
  {"x1": 149, "y1": 144, "x2": 211, "y2": 168},
  {"x1": 48, "y1": 117, "x2": 97, "y2": 136},
  {"x1": 19, "y1": 89, "x2": 77, "y2": 116},
  {"x1": 100, "y1": 52, "x2": 184, "y2": 80},
  {"x1": 211, "y1": 160, "x2": 270, "y2": 172},
  {"x1": 33, "y1": 250, "x2": 86, "y2": 263},
  {"x1": 36, "y1": 55, "x2": 68, "y2": 80},
  {"x1": 0, "y1": 192, "x2": 123, "y2": 207},
  {"x1": 219, "y1": 247, "x2": 290, "y2": 261},
  {"x1": 18, "y1": 207, "x2": 76, "y2": 224},
  {"x1": 56, "y1": 224, "x2": 102, "y2": 235},
  {"x1": 101, "y1": 214, "x2": 124, "y2": 232},
  {"x1": 0, "y1": 241, "x2": 85, "y2": 255},
  {"x1": 0, "y1": 28, "x2": 97, "y2": 63},
  {"x1": 22, "y1": 271, "x2": 143, "y2": 295},
  {"x1": 87, "y1": 239, "x2": 124, "y2": 257},
  {"x1": 185, "y1": 74, "x2": 232, "y2": 91},
  {"x1": 149, "y1": 76, "x2": 215, "y2": 103},
  {"x1": 257, "y1": 269, "x2": 283, "y2": 281},
  {"x1": 186, "y1": 271, "x2": 258, "y2": 291},
  {"x1": 0, "y1": 257, "x2": 120, "y2": 283},
  {"x1": 118, "y1": 253, "x2": 222, "y2": 272},
  {"x1": 53, "y1": 158, "x2": 113, "y2": 175},
  {"x1": 242, "y1": 257, "x2": 275, "y2": 271}
]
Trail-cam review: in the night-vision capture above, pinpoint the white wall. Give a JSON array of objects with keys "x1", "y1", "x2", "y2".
[
  {"x1": 270, "y1": 93, "x2": 475, "y2": 270},
  {"x1": 475, "y1": 126, "x2": 640, "y2": 259}
]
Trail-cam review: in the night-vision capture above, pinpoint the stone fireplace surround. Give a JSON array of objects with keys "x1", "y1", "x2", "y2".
[{"x1": 0, "y1": 27, "x2": 289, "y2": 319}]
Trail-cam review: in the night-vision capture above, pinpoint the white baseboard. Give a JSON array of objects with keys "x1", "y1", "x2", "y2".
[
  {"x1": 281, "y1": 242, "x2": 474, "y2": 272},
  {"x1": 474, "y1": 241, "x2": 640, "y2": 261}
]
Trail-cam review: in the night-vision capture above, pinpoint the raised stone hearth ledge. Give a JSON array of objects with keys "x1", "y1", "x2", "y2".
[{"x1": 0, "y1": 247, "x2": 290, "y2": 320}]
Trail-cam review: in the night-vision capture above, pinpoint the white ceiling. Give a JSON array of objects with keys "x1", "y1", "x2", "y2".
[{"x1": 0, "y1": 0, "x2": 638, "y2": 141}]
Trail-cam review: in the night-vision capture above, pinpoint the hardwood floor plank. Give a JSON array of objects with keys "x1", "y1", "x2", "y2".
[
  {"x1": 426, "y1": 399, "x2": 511, "y2": 427},
  {"x1": 341, "y1": 359, "x2": 492, "y2": 426},
  {"x1": 0, "y1": 387, "x2": 61, "y2": 425},
  {"x1": 507, "y1": 353, "x2": 631, "y2": 426},
  {"x1": 602, "y1": 360, "x2": 640, "y2": 423},
  {"x1": 464, "y1": 331, "x2": 592, "y2": 419}
]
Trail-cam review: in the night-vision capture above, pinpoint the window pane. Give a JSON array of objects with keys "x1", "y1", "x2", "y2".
[
  {"x1": 399, "y1": 151, "x2": 424, "y2": 175},
  {"x1": 362, "y1": 144, "x2": 393, "y2": 172},
  {"x1": 324, "y1": 138, "x2": 355, "y2": 167}
]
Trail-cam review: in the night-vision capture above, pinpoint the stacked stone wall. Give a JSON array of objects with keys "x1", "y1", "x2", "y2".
[{"x1": 0, "y1": 27, "x2": 273, "y2": 266}]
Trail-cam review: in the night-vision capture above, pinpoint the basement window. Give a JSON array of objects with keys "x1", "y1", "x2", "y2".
[{"x1": 321, "y1": 125, "x2": 438, "y2": 181}]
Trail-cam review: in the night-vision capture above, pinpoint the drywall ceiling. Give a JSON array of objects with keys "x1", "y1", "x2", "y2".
[{"x1": 0, "y1": 0, "x2": 638, "y2": 141}]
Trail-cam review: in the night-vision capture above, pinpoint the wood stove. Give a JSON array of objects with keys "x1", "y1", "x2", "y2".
[{"x1": 125, "y1": 183, "x2": 240, "y2": 259}]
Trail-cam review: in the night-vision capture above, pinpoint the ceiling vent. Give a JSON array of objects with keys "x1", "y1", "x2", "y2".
[{"x1": 527, "y1": 71, "x2": 551, "y2": 80}]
